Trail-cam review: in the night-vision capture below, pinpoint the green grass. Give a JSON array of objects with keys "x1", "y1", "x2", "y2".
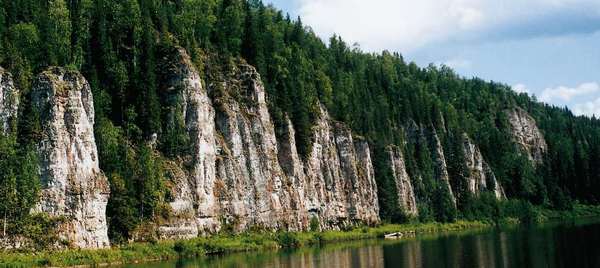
[
  {"x1": 1, "y1": 205, "x2": 600, "y2": 267},
  {"x1": 0, "y1": 220, "x2": 490, "y2": 267}
]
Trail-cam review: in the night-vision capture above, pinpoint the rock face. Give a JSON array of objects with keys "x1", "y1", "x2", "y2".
[
  {"x1": 507, "y1": 107, "x2": 547, "y2": 165},
  {"x1": 299, "y1": 105, "x2": 380, "y2": 228},
  {"x1": 386, "y1": 145, "x2": 418, "y2": 216},
  {"x1": 158, "y1": 47, "x2": 217, "y2": 239},
  {"x1": 428, "y1": 128, "x2": 457, "y2": 206},
  {"x1": 159, "y1": 50, "x2": 379, "y2": 238},
  {"x1": 0, "y1": 67, "x2": 19, "y2": 134},
  {"x1": 211, "y1": 63, "x2": 292, "y2": 232},
  {"x1": 31, "y1": 67, "x2": 110, "y2": 249},
  {"x1": 462, "y1": 134, "x2": 505, "y2": 199},
  {"x1": 159, "y1": 50, "x2": 379, "y2": 237}
]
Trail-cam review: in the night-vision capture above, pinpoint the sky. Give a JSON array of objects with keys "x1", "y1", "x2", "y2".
[{"x1": 265, "y1": 0, "x2": 600, "y2": 117}]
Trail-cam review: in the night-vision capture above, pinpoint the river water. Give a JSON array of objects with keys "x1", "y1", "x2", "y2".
[{"x1": 122, "y1": 219, "x2": 600, "y2": 268}]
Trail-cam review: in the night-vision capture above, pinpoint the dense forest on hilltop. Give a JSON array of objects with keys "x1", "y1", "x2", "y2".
[{"x1": 1, "y1": 0, "x2": 600, "y2": 244}]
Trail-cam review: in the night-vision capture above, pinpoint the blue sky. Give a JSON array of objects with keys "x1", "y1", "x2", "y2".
[{"x1": 266, "y1": 0, "x2": 600, "y2": 117}]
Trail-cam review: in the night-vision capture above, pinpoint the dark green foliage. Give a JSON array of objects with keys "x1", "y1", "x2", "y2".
[
  {"x1": 18, "y1": 213, "x2": 65, "y2": 250},
  {"x1": 0, "y1": 135, "x2": 40, "y2": 238},
  {"x1": 432, "y1": 182, "x2": 457, "y2": 223},
  {"x1": 276, "y1": 232, "x2": 299, "y2": 248},
  {"x1": 500, "y1": 199, "x2": 541, "y2": 224},
  {"x1": 309, "y1": 216, "x2": 320, "y2": 232},
  {"x1": 460, "y1": 193, "x2": 502, "y2": 221},
  {"x1": 96, "y1": 116, "x2": 168, "y2": 243},
  {"x1": 371, "y1": 144, "x2": 405, "y2": 223}
]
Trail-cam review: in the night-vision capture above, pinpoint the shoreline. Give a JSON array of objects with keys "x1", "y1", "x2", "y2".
[
  {"x1": 0, "y1": 221, "x2": 492, "y2": 267},
  {"x1": 2, "y1": 205, "x2": 600, "y2": 267}
]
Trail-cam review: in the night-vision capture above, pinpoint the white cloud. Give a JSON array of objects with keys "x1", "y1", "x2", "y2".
[
  {"x1": 573, "y1": 98, "x2": 600, "y2": 117},
  {"x1": 297, "y1": 0, "x2": 600, "y2": 52},
  {"x1": 539, "y1": 82, "x2": 600, "y2": 102},
  {"x1": 513, "y1": 84, "x2": 529, "y2": 94}
]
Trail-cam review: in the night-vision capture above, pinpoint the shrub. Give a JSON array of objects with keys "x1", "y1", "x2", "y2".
[
  {"x1": 309, "y1": 216, "x2": 320, "y2": 232},
  {"x1": 276, "y1": 232, "x2": 299, "y2": 249}
]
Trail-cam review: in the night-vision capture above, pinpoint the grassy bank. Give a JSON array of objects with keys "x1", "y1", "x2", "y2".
[
  {"x1": 0, "y1": 221, "x2": 489, "y2": 267},
  {"x1": 2, "y1": 204, "x2": 600, "y2": 267}
]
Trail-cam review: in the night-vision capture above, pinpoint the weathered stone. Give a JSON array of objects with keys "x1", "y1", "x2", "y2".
[
  {"x1": 31, "y1": 67, "x2": 110, "y2": 249},
  {"x1": 507, "y1": 107, "x2": 548, "y2": 165},
  {"x1": 0, "y1": 67, "x2": 19, "y2": 135},
  {"x1": 159, "y1": 50, "x2": 380, "y2": 237},
  {"x1": 353, "y1": 139, "x2": 381, "y2": 222},
  {"x1": 300, "y1": 105, "x2": 380, "y2": 228},
  {"x1": 158, "y1": 47, "x2": 217, "y2": 238},
  {"x1": 212, "y1": 62, "x2": 291, "y2": 232},
  {"x1": 386, "y1": 145, "x2": 418, "y2": 216},
  {"x1": 462, "y1": 134, "x2": 505, "y2": 199}
]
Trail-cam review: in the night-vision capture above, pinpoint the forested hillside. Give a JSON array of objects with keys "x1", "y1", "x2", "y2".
[{"x1": 1, "y1": 0, "x2": 600, "y2": 245}]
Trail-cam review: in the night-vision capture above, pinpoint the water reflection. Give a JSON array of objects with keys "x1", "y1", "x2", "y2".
[{"x1": 122, "y1": 219, "x2": 600, "y2": 268}]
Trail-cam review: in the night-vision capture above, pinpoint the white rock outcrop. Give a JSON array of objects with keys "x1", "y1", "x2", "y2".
[
  {"x1": 159, "y1": 50, "x2": 380, "y2": 237},
  {"x1": 158, "y1": 47, "x2": 218, "y2": 239},
  {"x1": 299, "y1": 106, "x2": 380, "y2": 228},
  {"x1": 462, "y1": 134, "x2": 505, "y2": 199},
  {"x1": 31, "y1": 67, "x2": 110, "y2": 249},
  {"x1": 386, "y1": 145, "x2": 418, "y2": 216},
  {"x1": 211, "y1": 63, "x2": 291, "y2": 232},
  {"x1": 507, "y1": 107, "x2": 548, "y2": 165},
  {"x1": 0, "y1": 67, "x2": 19, "y2": 134}
]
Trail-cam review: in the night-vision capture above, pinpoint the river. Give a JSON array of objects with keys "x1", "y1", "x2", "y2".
[{"x1": 121, "y1": 219, "x2": 600, "y2": 268}]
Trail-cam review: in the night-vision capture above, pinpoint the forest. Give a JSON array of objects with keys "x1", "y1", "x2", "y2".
[{"x1": 1, "y1": 0, "x2": 600, "y2": 244}]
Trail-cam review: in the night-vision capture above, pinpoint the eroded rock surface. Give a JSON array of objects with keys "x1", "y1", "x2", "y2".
[
  {"x1": 157, "y1": 47, "x2": 217, "y2": 239},
  {"x1": 386, "y1": 145, "x2": 418, "y2": 216},
  {"x1": 0, "y1": 67, "x2": 19, "y2": 134},
  {"x1": 31, "y1": 67, "x2": 110, "y2": 249},
  {"x1": 462, "y1": 134, "x2": 505, "y2": 199},
  {"x1": 300, "y1": 106, "x2": 380, "y2": 228},
  {"x1": 211, "y1": 63, "x2": 291, "y2": 232},
  {"x1": 159, "y1": 49, "x2": 380, "y2": 237},
  {"x1": 507, "y1": 107, "x2": 547, "y2": 165}
]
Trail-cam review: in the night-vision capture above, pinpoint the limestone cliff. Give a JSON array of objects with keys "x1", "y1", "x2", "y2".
[
  {"x1": 507, "y1": 107, "x2": 548, "y2": 165},
  {"x1": 211, "y1": 62, "x2": 291, "y2": 232},
  {"x1": 299, "y1": 106, "x2": 380, "y2": 228},
  {"x1": 31, "y1": 67, "x2": 110, "y2": 249},
  {"x1": 385, "y1": 145, "x2": 418, "y2": 216},
  {"x1": 210, "y1": 64, "x2": 380, "y2": 231},
  {"x1": 462, "y1": 134, "x2": 505, "y2": 199},
  {"x1": 0, "y1": 67, "x2": 18, "y2": 134},
  {"x1": 159, "y1": 49, "x2": 380, "y2": 237},
  {"x1": 158, "y1": 47, "x2": 217, "y2": 239}
]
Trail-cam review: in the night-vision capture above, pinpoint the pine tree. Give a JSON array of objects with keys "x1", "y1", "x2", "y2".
[
  {"x1": 44, "y1": 0, "x2": 72, "y2": 66},
  {"x1": 214, "y1": 0, "x2": 245, "y2": 57}
]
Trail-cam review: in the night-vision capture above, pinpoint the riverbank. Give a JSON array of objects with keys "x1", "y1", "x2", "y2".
[
  {"x1": 0, "y1": 221, "x2": 490, "y2": 267},
  {"x1": 2, "y1": 204, "x2": 600, "y2": 267}
]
